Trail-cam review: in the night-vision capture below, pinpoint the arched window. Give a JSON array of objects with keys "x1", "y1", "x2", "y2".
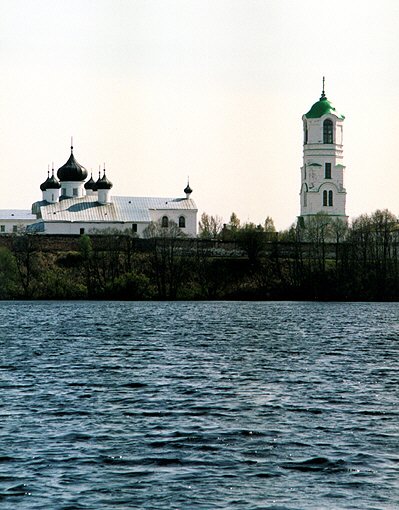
[
  {"x1": 179, "y1": 216, "x2": 186, "y2": 228},
  {"x1": 161, "y1": 216, "x2": 169, "y2": 228},
  {"x1": 328, "y1": 190, "x2": 333, "y2": 207},
  {"x1": 323, "y1": 119, "x2": 333, "y2": 144},
  {"x1": 323, "y1": 190, "x2": 328, "y2": 207}
]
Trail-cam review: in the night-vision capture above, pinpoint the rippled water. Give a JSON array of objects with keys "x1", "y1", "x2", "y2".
[{"x1": 0, "y1": 301, "x2": 398, "y2": 509}]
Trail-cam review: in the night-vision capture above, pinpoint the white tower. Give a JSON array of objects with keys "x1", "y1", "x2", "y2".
[
  {"x1": 40, "y1": 168, "x2": 61, "y2": 203},
  {"x1": 299, "y1": 79, "x2": 347, "y2": 223},
  {"x1": 95, "y1": 169, "x2": 113, "y2": 205}
]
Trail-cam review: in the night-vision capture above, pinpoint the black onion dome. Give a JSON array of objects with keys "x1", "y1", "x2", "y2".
[
  {"x1": 93, "y1": 172, "x2": 101, "y2": 192},
  {"x1": 40, "y1": 170, "x2": 61, "y2": 191},
  {"x1": 96, "y1": 171, "x2": 113, "y2": 190},
  {"x1": 84, "y1": 174, "x2": 96, "y2": 190},
  {"x1": 40, "y1": 172, "x2": 50, "y2": 191},
  {"x1": 184, "y1": 182, "x2": 192, "y2": 194},
  {"x1": 47, "y1": 171, "x2": 61, "y2": 189},
  {"x1": 57, "y1": 147, "x2": 88, "y2": 182}
]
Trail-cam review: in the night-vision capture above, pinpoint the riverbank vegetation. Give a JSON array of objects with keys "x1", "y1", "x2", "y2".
[{"x1": 0, "y1": 209, "x2": 399, "y2": 300}]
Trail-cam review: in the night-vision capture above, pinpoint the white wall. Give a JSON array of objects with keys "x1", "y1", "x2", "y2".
[
  {"x1": 41, "y1": 221, "x2": 148, "y2": 236},
  {"x1": 305, "y1": 116, "x2": 344, "y2": 146},
  {"x1": 149, "y1": 209, "x2": 197, "y2": 236},
  {"x1": 60, "y1": 181, "x2": 86, "y2": 199},
  {"x1": 303, "y1": 188, "x2": 346, "y2": 216},
  {"x1": 38, "y1": 208, "x2": 197, "y2": 236},
  {"x1": 0, "y1": 219, "x2": 37, "y2": 234},
  {"x1": 43, "y1": 189, "x2": 60, "y2": 203}
]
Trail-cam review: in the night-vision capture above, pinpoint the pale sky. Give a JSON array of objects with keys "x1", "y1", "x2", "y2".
[{"x1": 1, "y1": 0, "x2": 399, "y2": 230}]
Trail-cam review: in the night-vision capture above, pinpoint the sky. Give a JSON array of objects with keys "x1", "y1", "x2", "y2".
[{"x1": 1, "y1": 0, "x2": 399, "y2": 231}]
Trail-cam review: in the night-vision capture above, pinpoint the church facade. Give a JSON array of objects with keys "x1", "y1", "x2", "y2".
[
  {"x1": 299, "y1": 82, "x2": 347, "y2": 223},
  {"x1": 0, "y1": 146, "x2": 198, "y2": 236}
]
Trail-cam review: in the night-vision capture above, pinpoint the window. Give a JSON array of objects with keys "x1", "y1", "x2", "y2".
[
  {"x1": 303, "y1": 192, "x2": 307, "y2": 207},
  {"x1": 80, "y1": 228, "x2": 85, "y2": 235},
  {"x1": 323, "y1": 190, "x2": 333, "y2": 207},
  {"x1": 51, "y1": 193, "x2": 55, "y2": 202},
  {"x1": 73, "y1": 188, "x2": 78, "y2": 196},
  {"x1": 132, "y1": 223, "x2": 138, "y2": 233},
  {"x1": 61, "y1": 187, "x2": 66, "y2": 196},
  {"x1": 161, "y1": 216, "x2": 169, "y2": 228},
  {"x1": 325, "y1": 163, "x2": 331, "y2": 179},
  {"x1": 179, "y1": 216, "x2": 186, "y2": 228},
  {"x1": 323, "y1": 119, "x2": 333, "y2": 144},
  {"x1": 12, "y1": 225, "x2": 18, "y2": 233},
  {"x1": 0, "y1": 225, "x2": 5, "y2": 233}
]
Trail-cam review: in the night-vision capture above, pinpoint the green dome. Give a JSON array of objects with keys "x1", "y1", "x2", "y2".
[{"x1": 305, "y1": 96, "x2": 345, "y2": 120}]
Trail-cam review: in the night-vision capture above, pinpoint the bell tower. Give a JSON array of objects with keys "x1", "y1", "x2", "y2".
[{"x1": 299, "y1": 79, "x2": 347, "y2": 223}]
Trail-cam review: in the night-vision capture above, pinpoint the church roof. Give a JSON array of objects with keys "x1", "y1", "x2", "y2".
[
  {"x1": 0, "y1": 209, "x2": 37, "y2": 220},
  {"x1": 38, "y1": 195, "x2": 197, "y2": 223},
  {"x1": 304, "y1": 96, "x2": 345, "y2": 120}
]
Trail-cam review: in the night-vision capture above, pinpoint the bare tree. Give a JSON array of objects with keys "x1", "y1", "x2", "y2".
[
  {"x1": 198, "y1": 212, "x2": 223, "y2": 240},
  {"x1": 143, "y1": 220, "x2": 189, "y2": 298}
]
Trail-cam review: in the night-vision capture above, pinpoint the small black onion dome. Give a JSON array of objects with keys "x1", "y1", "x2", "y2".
[
  {"x1": 184, "y1": 182, "x2": 192, "y2": 195},
  {"x1": 84, "y1": 173, "x2": 96, "y2": 190},
  {"x1": 47, "y1": 170, "x2": 61, "y2": 189},
  {"x1": 40, "y1": 172, "x2": 50, "y2": 191},
  {"x1": 40, "y1": 170, "x2": 61, "y2": 191},
  {"x1": 96, "y1": 171, "x2": 113, "y2": 190},
  {"x1": 93, "y1": 171, "x2": 100, "y2": 192},
  {"x1": 57, "y1": 146, "x2": 88, "y2": 182}
]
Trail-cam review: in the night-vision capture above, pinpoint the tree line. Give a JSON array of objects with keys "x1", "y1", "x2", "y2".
[{"x1": 0, "y1": 209, "x2": 398, "y2": 300}]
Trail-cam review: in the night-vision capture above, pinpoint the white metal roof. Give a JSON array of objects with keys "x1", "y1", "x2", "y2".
[
  {"x1": 0, "y1": 210, "x2": 37, "y2": 220},
  {"x1": 39, "y1": 196, "x2": 197, "y2": 223}
]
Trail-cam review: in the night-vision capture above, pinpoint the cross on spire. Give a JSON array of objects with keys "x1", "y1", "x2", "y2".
[{"x1": 320, "y1": 76, "x2": 326, "y2": 100}]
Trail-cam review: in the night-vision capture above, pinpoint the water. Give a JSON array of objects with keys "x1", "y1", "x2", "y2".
[{"x1": 0, "y1": 301, "x2": 398, "y2": 509}]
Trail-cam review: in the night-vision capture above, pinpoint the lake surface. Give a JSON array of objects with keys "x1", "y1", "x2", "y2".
[{"x1": 0, "y1": 301, "x2": 398, "y2": 509}]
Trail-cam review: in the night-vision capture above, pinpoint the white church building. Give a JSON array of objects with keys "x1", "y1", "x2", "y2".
[
  {"x1": 0, "y1": 146, "x2": 198, "y2": 236},
  {"x1": 299, "y1": 81, "x2": 347, "y2": 223}
]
